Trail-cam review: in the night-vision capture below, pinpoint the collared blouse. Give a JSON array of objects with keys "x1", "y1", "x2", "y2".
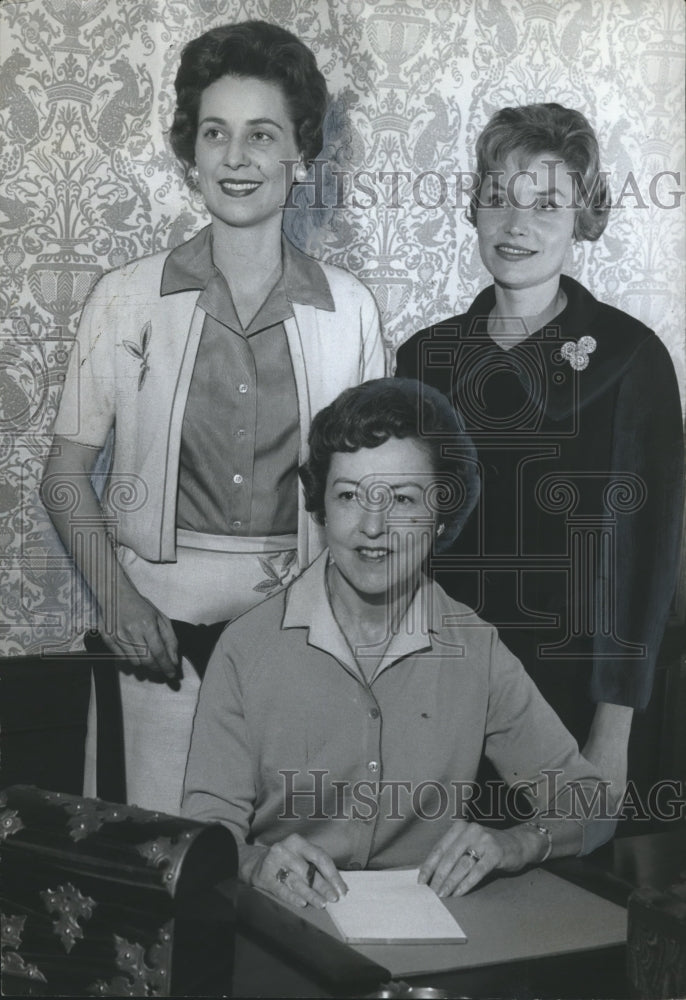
[
  {"x1": 52, "y1": 231, "x2": 384, "y2": 563},
  {"x1": 162, "y1": 226, "x2": 335, "y2": 536},
  {"x1": 182, "y1": 551, "x2": 614, "y2": 873}
]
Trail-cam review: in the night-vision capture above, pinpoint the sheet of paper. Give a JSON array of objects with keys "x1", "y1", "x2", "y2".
[{"x1": 326, "y1": 868, "x2": 467, "y2": 945}]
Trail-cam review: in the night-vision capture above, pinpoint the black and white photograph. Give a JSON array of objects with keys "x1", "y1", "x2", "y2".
[{"x1": 1, "y1": 1, "x2": 684, "y2": 996}]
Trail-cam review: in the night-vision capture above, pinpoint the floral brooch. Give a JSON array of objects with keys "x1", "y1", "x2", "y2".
[{"x1": 560, "y1": 335, "x2": 596, "y2": 371}]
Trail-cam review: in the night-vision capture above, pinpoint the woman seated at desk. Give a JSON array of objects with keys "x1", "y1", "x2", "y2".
[{"x1": 182, "y1": 379, "x2": 615, "y2": 909}]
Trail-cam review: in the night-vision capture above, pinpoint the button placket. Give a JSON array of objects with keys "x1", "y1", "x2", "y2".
[
  {"x1": 230, "y1": 349, "x2": 256, "y2": 528},
  {"x1": 353, "y1": 692, "x2": 381, "y2": 868},
  {"x1": 233, "y1": 379, "x2": 248, "y2": 491},
  {"x1": 364, "y1": 693, "x2": 382, "y2": 783}
]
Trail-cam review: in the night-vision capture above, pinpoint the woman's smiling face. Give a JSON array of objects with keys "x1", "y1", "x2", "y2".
[
  {"x1": 194, "y1": 74, "x2": 301, "y2": 232},
  {"x1": 323, "y1": 436, "x2": 439, "y2": 604},
  {"x1": 476, "y1": 151, "x2": 577, "y2": 303}
]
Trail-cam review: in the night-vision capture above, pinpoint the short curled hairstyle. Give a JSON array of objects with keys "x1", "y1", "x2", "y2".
[
  {"x1": 299, "y1": 378, "x2": 480, "y2": 552},
  {"x1": 466, "y1": 102, "x2": 610, "y2": 241},
  {"x1": 169, "y1": 20, "x2": 329, "y2": 167}
]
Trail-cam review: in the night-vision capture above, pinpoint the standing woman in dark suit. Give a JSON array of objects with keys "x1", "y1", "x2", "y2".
[
  {"x1": 42, "y1": 22, "x2": 383, "y2": 815},
  {"x1": 396, "y1": 103, "x2": 683, "y2": 801}
]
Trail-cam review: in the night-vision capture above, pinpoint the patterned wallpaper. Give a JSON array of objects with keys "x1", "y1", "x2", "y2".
[{"x1": 1, "y1": 0, "x2": 684, "y2": 654}]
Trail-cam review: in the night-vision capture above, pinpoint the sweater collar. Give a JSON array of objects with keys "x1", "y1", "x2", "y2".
[
  {"x1": 281, "y1": 550, "x2": 438, "y2": 683},
  {"x1": 457, "y1": 275, "x2": 618, "y2": 421},
  {"x1": 160, "y1": 224, "x2": 335, "y2": 311},
  {"x1": 461, "y1": 274, "x2": 600, "y2": 338}
]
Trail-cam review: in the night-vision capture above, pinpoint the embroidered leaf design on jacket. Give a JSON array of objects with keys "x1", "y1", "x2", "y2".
[
  {"x1": 258, "y1": 555, "x2": 280, "y2": 582},
  {"x1": 140, "y1": 320, "x2": 151, "y2": 354},
  {"x1": 122, "y1": 320, "x2": 151, "y2": 389},
  {"x1": 253, "y1": 551, "x2": 299, "y2": 594}
]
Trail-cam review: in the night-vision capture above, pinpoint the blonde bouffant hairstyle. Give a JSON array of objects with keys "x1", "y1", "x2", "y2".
[{"x1": 466, "y1": 102, "x2": 611, "y2": 241}]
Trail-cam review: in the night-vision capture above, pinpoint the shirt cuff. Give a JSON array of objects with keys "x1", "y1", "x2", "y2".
[
  {"x1": 578, "y1": 815, "x2": 617, "y2": 856},
  {"x1": 237, "y1": 842, "x2": 270, "y2": 882}
]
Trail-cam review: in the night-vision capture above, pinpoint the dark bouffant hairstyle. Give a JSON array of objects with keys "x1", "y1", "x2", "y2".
[
  {"x1": 466, "y1": 102, "x2": 610, "y2": 241},
  {"x1": 299, "y1": 378, "x2": 480, "y2": 551},
  {"x1": 169, "y1": 21, "x2": 329, "y2": 167}
]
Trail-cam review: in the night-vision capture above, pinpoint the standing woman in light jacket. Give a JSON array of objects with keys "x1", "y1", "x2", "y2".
[{"x1": 42, "y1": 21, "x2": 383, "y2": 815}]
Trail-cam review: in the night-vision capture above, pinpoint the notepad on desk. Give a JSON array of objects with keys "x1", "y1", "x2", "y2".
[{"x1": 327, "y1": 868, "x2": 467, "y2": 945}]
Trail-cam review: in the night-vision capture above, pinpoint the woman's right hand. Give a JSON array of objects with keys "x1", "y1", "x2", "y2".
[
  {"x1": 40, "y1": 437, "x2": 178, "y2": 679},
  {"x1": 246, "y1": 834, "x2": 348, "y2": 910},
  {"x1": 98, "y1": 575, "x2": 178, "y2": 680}
]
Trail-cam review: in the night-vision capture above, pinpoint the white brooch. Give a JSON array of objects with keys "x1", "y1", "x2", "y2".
[{"x1": 560, "y1": 335, "x2": 596, "y2": 371}]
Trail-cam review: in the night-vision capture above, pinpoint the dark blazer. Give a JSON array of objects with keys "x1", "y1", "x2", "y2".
[{"x1": 396, "y1": 275, "x2": 683, "y2": 737}]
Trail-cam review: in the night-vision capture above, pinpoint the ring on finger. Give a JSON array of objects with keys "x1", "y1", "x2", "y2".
[
  {"x1": 275, "y1": 867, "x2": 291, "y2": 884},
  {"x1": 465, "y1": 847, "x2": 481, "y2": 862}
]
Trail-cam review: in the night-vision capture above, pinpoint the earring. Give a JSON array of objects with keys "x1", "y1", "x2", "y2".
[
  {"x1": 294, "y1": 161, "x2": 308, "y2": 183},
  {"x1": 189, "y1": 166, "x2": 199, "y2": 182}
]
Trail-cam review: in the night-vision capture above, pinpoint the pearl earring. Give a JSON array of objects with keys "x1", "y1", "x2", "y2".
[
  {"x1": 294, "y1": 161, "x2": 308, "y2": 183},
  {"x1": 190, "y1": 166, "x2": 199, "y2": 182}
]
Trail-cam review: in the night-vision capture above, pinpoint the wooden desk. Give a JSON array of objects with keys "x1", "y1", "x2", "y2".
[
  {"x1": 228, "y1": 830, "x2": 686, "y2": 999},
  {"x1": 549, "y1": 828, "x2": 686, "y2": 905}
]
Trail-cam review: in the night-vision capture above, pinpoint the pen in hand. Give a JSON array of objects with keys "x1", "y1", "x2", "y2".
[{"x1": 306, "y1": 861, "x2": 316, "y2": 889}]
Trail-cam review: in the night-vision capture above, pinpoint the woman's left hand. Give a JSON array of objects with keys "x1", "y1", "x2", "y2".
[{"x1": 419, "y1": 819, "x2": 533, "y2": 897}]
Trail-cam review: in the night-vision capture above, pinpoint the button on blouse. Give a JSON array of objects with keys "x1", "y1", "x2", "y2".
[{"x1": 160, "y1": 225, "x2": 334, "y2": 537}]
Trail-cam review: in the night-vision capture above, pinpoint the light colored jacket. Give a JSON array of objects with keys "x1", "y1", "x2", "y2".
[{"x1": 53, "y1": 245, "x2": 384, "y2": 565}]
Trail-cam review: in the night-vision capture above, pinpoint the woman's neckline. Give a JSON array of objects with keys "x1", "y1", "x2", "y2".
[
  {"x1": 486, "y1": 286, "x2": 568, "y2": 352},
  {"x1": 324, "y1": 558, "x2": 420, "y2": 680},
  {"x1": 324, "y1": 562, "x2": 387, "y2": 682},
  {"x1": 209, "y1": 225, "x2": 284, "y2": 330}
]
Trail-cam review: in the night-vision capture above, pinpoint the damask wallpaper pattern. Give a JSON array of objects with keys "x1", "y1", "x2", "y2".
[{"x1": 0, "y1": 0, "x2": 684, "y2": 653}]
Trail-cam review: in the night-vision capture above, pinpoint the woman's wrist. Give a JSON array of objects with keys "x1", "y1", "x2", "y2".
[
  {"x1": 238, "y1": 843, "x2": 270, "y2": 884},
  {"x1": 520, "y1": 820, "x2": 553, "y2": 862},
  {"x1": 96, "y1": 561, "x2": 137, "y2": 622},
  {"x1": 501, "y1": 822, "x2": 552, "y2": 869}
]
